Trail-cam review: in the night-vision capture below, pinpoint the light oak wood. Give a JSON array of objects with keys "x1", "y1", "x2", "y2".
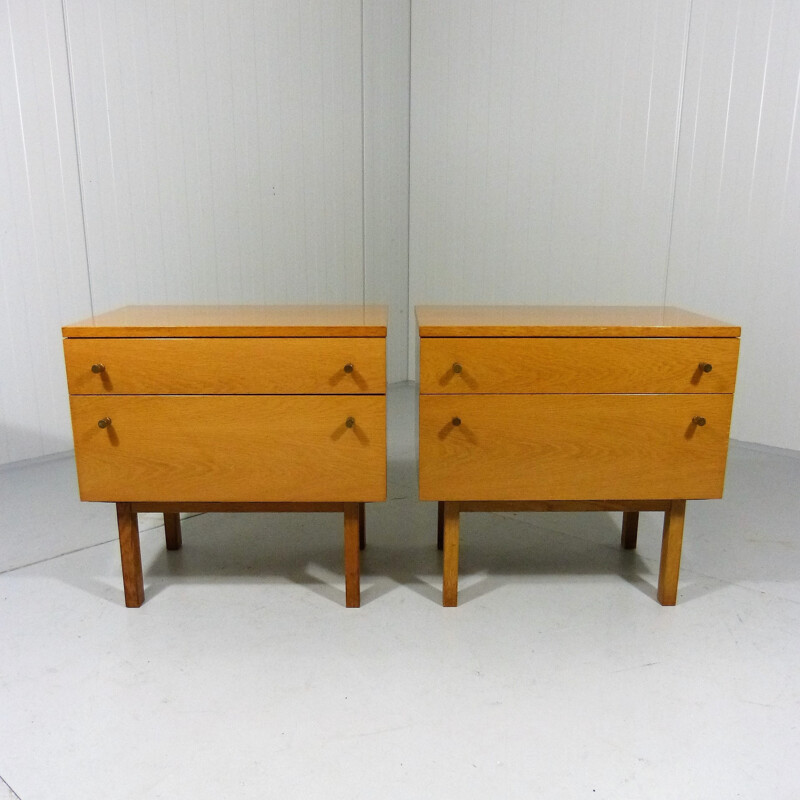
[
  {"x1": 416, "y1": 305, "x2": 740, "y2": 338},
  {"x1": 116, "y1": 503, "x2": 144, "y2": 608},
  {"x1": 164, "y1": 512, "x2": 182, "y2": 550},
  {"x1": 65, "y1": 337, "x2": 386, "y2": 395},
  {"x1": 70, "y1": 395, "x2": 387, "y2": 502},
  {"x1": 442, "y1": 501, "x2": 460, "y2": 607},
  {"x1": 344, "y1": 503, "x2": 361, "y2": 608},
  {"x1": 621, "y1": 511, "x2": 639, "y2": 550},
  {"x1": 420, "y1": 393, "x2": 733, "y2": 501},
  {"x1": 63, "y1": 305, "x2": 389, "y2": 338},
  {"x1": 657, "y1": 500, "x2": 686, "y2": 605},
  {"x1": 420, "y1": 337, "x2": 739, "y2": 394}
]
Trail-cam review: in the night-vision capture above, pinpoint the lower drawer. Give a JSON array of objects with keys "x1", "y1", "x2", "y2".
[
  {"x1": 419, "y1": 393, "x2": 733, "y2": 501},
  {"x1": 70, "y1": 395, "x2": 386, "y2": 502}
]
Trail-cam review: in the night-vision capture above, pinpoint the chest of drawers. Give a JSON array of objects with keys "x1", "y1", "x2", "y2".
[
  {"x1": 63, "y1": 305, "x2": 387, "y2": 608},
  {"x1": 416, "y1": 305, "x2": 740, "y2": 606}
]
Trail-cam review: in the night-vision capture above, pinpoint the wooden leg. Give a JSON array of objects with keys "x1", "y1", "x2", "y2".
[
  {"x1": 358, "y1": 502, "x2": 366, "y2": 551},
  {"x1": 344, "y1": 502, "x2": 360, "y2": 608},
  {"x1": 657, "y1": 500, "x2": 686, "y2": 606},
  {"x1": 116, "y1": 502, "x2": 145, "y2": 608},
  {"x1": 442, "y1": 501, "x2": 460, "y2": 607},
  {"x1": 164, "y1": 512, "x2": 182, "y2": 551},
  {"x1": 437, "y1": 501, "x2": 444, "y2": 550},
  {"x1": 621, "y1": 511, "x2": 639, "y2": 550}
]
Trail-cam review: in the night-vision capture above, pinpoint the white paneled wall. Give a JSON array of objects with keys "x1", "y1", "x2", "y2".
[
  {"x1": 0, "y1": 0, "x2": 91, "y2": 464},
  {"x1": 65, "y1": 0, "x2": 364, "y2": 310},
  {"x1": 364, "y1": 0, "x2": 410, "y2": 382},
  {"x1": 667, "y1": 0, "x2": 800, "y2": 449},
  {"x1": 408, "y1": 0, "x2": 691, "y2": 371},
  {"x1": 3, "y1": 0, "x2": 800, "y2": 465}
]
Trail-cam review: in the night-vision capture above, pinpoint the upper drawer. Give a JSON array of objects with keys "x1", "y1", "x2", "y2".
[
  {"x1": 419, "y1": 337, "x2": 738, "y2": 394},
  {"x1": 64, "y1": 337, "x2": 385, "y2": 395}
]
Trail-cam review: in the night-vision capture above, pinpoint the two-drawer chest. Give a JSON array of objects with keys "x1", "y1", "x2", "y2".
[
  {"x1": 63, "y1": 305, "x2": 387, "y2": 608},
  {"x1": 416, "y1": 306, "x2": 740, "y2": 606}
]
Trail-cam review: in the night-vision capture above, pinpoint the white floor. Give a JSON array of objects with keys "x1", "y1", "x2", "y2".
[{"x1": 1, "y1": 383, "x2": 799, "y2": 799}]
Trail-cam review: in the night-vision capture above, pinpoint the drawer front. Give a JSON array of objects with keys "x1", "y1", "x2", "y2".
[
  {"x1": 419, "y1": 394, "x2": 733, "y2": 501},
  {"x1": 70, "y1": 395, "x2": 386, "y2": 502},
  {"x1": 64, "y1": 337, "x2": 385, "y2": 395},
  {"x1": 419, "y1": 337, "x2": 738, "y2": 394}
]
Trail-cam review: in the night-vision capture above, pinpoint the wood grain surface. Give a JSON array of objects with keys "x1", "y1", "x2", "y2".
[
  {"x1": 63, "y1": 305, "x2": 389, "y2": 338},
  {"x1": 416, "y1": 305, "x2": 740, "y2": 338},
  {"x1": 65, "y1": 337, "x2": 386, "y2": 395},
  {"x1": 71, "y1": 395, "x2": 386, "y2": 502},
  {"x1": 419, "y1": 337, "x2": 738, "y2": 394},
  {"x1": 419, "y1": 393, "x2": 733, "y2": 501}
]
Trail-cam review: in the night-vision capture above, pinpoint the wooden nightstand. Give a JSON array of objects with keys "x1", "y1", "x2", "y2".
[
  {"x1": 63, "y1": 305, "x2": 387, "y2": 608},
  {"x1": 416, "y1": 306, "x2": 740, "y2": 607}
]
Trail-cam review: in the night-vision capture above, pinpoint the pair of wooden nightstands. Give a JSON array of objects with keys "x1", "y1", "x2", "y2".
[{"x1": 62, "y1": 305, "x2": 739, "y2": 609}]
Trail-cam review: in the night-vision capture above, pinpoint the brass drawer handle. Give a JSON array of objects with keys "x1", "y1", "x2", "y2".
[
  {"x1": 452, "y1": 362, "x2": 463, "y2": 374},
  {"x1": 699, "y1": 362, "x2": 713, "y2": 373},
  {"x1": 452, "y1": 416, "x2": 462, "y2": 427},
  {"x1": 692, "y1": 416, "x2": 706, "y2": 427},
  {"x1": 345, "y1": 416, "x2": 355, "y2": 428},
  {"x1": 91, "y1": 363, "x2": 105, "y2": 374},
  {"x1": 344, "y1": 363, "x2": 354, "y2": 374},
  {"x1": 98, "y1": 417, "x2": 112, "y2": 429}
]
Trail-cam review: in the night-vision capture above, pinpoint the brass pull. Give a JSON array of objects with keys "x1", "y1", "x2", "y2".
[
  {"x1": 692, "y1": 416, "x2": 706, "y2": 427},
  {"x1": 699, "y1": 362, "x2": 713, "y2": 373},
  {"x1": 91, "y1": 363, "x2": 105, "y2": 374},
  {"x1": 345, "y1": 417, "x2": 355, "y2": 428},
  {"x1": 98, "y1": 417, "x2": 112, "y2": 429},
  {"x1": 452, "y1": 362, "x2": 463, "y2": 374},
  {"x1": 452, "y1": 416, "x2": 462, "y2": 427},
  {"x1": 344, "y1": 363, "x2": 354, "y2": 374}
]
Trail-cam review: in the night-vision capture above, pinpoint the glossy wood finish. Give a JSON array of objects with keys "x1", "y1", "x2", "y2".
[
  {"x1": 416, "y1": 306, "x2": 740, "y2": 338},
  {"x1": 420, "y1": 393, "x2": 732, "y2": 501},
  {"x1": 420, "y1": 337, "x2": 739, "y2": 394},
  {"x1": 63, "y1": 305, "x2": 389, "y2": 338},
  {"x1": 64, "y1": 306, "x2": 387, "y2": 608},
  {"x1": 116, "y1": 502, "x2": 144, "y2": 608},
  {"x1": 164, "y1": 513, "x2": 182, "y2": 551},
  {"x1": 65, "y1": 337, "x2": 386, "y2": 395},
  {"x1": 70, "y1": 395, "x2": 386, "y2": 503},
  {"x1": 658, "y1": 500, "x2": 686, "y2": 605},
  {"x1": 419, "y1": 305, "x2": 739, "y2": 607}
]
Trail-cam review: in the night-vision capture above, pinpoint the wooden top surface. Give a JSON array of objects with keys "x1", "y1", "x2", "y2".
[
  {"x1": 416, "y1": 306, "x2": 740, "y2": 337},
  {"x1": 63, "y1": 305, "x2": 389, "y2": 338}
]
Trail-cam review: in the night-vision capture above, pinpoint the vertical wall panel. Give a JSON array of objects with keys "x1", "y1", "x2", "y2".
[
  {"x1": 408, "y1": 0, "x2": 691, "y2": 374},
  {"x1": 363, "y1": 0, "x2": 410, "y2": 382},
  {"x1": 0, "y1": 0, "x2": 91, "y2": 464},
  {"x1": 667, "y1": 0, "x2": 800, "y2": 449},
  {"x1": 65, "y1": 0, "x2": 364, "y2": 312}
]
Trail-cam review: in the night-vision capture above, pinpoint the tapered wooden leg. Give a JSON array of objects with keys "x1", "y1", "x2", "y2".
[
  {"x1": 116, "y1": 502, "x2": 144, "y2": 608},
  {"x1": 437, "y1": 501, "x2": 444, "y2": 550},
  {"x1": 442, "y1": 501, "x2": 460, "y2": 607},
  {"x1": 621, "y1": 511, "x2": 639, "y2": 550},
  {"x1": 164, "y1": 512, "x2": 182, "y2": 550},
  {"x1": 344, "y1": 502, "x2": 360, "y2": 608},
  {"x1": 358, "y1": 502, "x2": 366, "y2": 551},
  {"x1": 657, "y1": 500, "x2": 686, "y2": 606}
]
